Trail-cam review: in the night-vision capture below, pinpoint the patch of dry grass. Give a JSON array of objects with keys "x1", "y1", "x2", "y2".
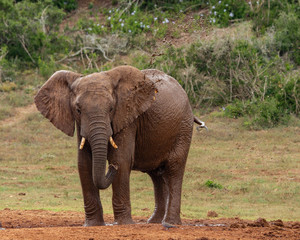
[{"x1": 183, "y1": 113, "x2": 300, "y2": 220}]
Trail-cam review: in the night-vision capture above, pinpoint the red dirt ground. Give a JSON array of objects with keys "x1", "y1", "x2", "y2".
[{"x1": 0, "y1": 209, "x2": 299, "y2": 239}]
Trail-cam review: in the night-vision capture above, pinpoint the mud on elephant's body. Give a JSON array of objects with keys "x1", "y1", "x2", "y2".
[{"x1": 35, "y1": 66, "x2": 204, "y2": 226}]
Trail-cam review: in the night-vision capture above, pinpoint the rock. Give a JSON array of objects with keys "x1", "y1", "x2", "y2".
[
  {"x1": 207, "y1": 211, "x2": 218, "y2": 218},
  {"x1": 162, "y1": 222, "x2": 177, "y2": 230},
  {"x1": 248, "y1": 218, "x2": 269, "y2": 227},
  {"x1": 230, "y1": 223, "x2": 239, "y2": 228},
  {"x1": 230, "y1": 223, "x2": 246, "y2": 228},
  {"x1": 0, "y1": 222, "x2": 4, "y2": 230},
  {"x1": 291, "y1": 222, "x2": 300, "y2": 229},
  {"x1": 270, "y1": 219, "x2": 284, "y2": 227}
]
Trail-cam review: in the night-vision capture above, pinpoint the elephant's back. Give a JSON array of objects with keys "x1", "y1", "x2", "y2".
[
  {"x1": 143, "y1": 69, "x2": 186, "y2": 98},
  {"x1": 134, "y1": 70, "x2": 193, "y2": 171},
  {"x1": 144, "y1": 69, "x2": 192, "y2": 115}
]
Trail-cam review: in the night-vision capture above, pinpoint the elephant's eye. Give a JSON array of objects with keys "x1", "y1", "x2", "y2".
[{"x1": 76, "y1": 107, "x2": 81, "y2": 115}]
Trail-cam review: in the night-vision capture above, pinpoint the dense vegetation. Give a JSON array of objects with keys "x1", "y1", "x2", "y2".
[{"x1": 0, "y1": 0, "x2": 299, "y2": 129}]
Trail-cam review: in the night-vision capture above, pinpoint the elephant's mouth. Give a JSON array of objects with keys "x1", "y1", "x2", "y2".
[{"x1": 79, "y1": 136, "x2": 118, "y2": 150}]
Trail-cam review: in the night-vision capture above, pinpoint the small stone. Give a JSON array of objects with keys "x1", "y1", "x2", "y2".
[
  {"x1": 207, "y1": 211, "x2": 218, "y2": 218},
  {"x1": 270, "y1": 219, "x2": 284, "y2": 227},
  {"x1": 230, "y1": 223, "x2": 239, "y2": 228},
  {"x1": 249, "y1": 218, "x2": 269, "y2": 227}
]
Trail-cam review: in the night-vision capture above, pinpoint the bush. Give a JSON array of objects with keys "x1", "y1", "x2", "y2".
[
  {"x1": 53, "y1": 0, "x2": 77, "y2": 12},
  {"x1": 0, "y1": 0, "x2": 67, "y2": 64},
  {"x1": 243, "y1": 98, "x2": 291, "y2": 129},
  {"x1": 274, "y1": 11, "x2": 300, "y2": 65},
  {"x1": 224, "y1": 100, "x2": 246, "y2": 119},
  {"x1": 141, "y1": 21, "x2": 299, "y2": 127},
  {"x1": 38, "y1": 56, "x2": 58, "y2": 79},
  {"x1": 273, "y1": 70, "x2": 300, "y2": 116},
  {"x1": 250, "y1": 0, "x2": 300, "y2": 35}
]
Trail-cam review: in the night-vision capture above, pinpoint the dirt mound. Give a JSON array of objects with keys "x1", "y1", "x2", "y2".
[{"x1": 0, "y1": 210, "x2": 299, "y2": 240}]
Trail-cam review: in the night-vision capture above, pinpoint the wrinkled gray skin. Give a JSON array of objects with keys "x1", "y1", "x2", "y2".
[{"x1": 35, "y1": 66, "x2": 199, "y2": 226}]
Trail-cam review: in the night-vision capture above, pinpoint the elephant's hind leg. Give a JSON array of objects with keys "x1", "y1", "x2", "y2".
[
  {"x1": 147, "y1": 167, "x2": 169, "y2": 223},
  {"x1": 163, "y1": 133, "x2": 192, "y2": 225}
]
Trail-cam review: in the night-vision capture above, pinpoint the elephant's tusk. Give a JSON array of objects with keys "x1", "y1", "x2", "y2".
[
  {"x1": 79, "y1": 137, "x2": 86, "y2": 150},
  {"x1": 109, "y1": 136, "x2": 118, "y2": 149}
]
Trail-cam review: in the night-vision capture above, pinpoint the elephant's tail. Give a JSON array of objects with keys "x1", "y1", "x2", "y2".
[{"x1": 194, "y1": 116, "x2": 208, "y2": 131}]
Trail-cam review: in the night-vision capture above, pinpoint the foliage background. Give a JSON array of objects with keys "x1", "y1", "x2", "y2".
[{"x1": 0, "y1": 0, "x2": 299, "y2": 128}]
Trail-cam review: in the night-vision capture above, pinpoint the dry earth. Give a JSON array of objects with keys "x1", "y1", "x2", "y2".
[{"x1": 0, "y1": 209, "x2": 299, "y2": 240}]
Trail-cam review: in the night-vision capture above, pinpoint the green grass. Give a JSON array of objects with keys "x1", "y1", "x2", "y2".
[{"x1": 0, "y1": 110, "x2": 299, "y2": 221}]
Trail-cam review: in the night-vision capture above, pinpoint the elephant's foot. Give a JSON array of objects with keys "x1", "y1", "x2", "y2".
[
  {"x1": 163, "y1": 216, "x2": 182, "y2": 225},
  {"x1": 84, "y1": 219, "x2": 105, "y2": 227},
  {"x1": 147, "y1": 212, "x2": 165, "y2": 223},
  {"x1": 114, "y1": 217, "x2": 135, "y2": 225}
]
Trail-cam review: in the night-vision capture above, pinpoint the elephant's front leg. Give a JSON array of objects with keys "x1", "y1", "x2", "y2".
[
  {"x1": 78, "y1": 139, "x2": 105, "y2": 226},
  {"x1": 108, "y1": 126, "x2": 136, "y2": 225}
]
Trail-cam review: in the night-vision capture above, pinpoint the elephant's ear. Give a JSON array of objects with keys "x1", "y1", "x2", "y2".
[
  {"x1": 106, "y1": 66, "x2": 156, "y2": 134},
  {"x1": 34, "y1": 70, "x2": 81, "y2": 137}
]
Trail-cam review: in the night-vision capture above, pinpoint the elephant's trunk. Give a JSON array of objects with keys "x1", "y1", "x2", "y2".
[{"x1": 89, "y1": 117, "x2": 118, "y2": 190}]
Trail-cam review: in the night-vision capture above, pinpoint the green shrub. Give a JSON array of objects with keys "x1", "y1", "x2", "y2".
[
  {"x1": 224, "y1": 100, "x2": 246, "y2": 119},
  {"x1": 0, "y1": 0, "x2": 67, "y2": 64},
  {"x1": 53, "y1": 0, "x2": 77, "y2": 12},
  {"x1": 249, "y1": 0, "x2": 300, "y2": 34},
  {"x1": 184, "y1": 38, "x2": 270, "y2": 106},
  {"x1": 273, "y1": 70, "x2": 300, "y2": 116},
  {"x1": 274, "y1": 11, "x2": 300, "y2": 65},
  {"x1": 141, "y1": 21, "x2": 299, "y2": 127},
  {"x1": 243, "y1": 97, "x2": 291, "y2": 129},
  {"x1": 38, "y1": 56, "x2": 58, "y2": 79}
]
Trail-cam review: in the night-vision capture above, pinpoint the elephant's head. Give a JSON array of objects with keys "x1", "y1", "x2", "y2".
[{"x1": 34, "y1": 66, "x2": 156, "y2": 189}]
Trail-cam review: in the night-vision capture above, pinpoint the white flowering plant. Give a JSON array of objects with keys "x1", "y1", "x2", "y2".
[
  {"x1": 207, "y1": 0, "x2": 249, "y2": 26},
  {"x1": 77, "y1": 6, "x2": 176, "y2": 37}
]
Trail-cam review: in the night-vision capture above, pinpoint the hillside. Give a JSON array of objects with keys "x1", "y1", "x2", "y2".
[{"x1": 0, "y1": 0, "x2": 299, "y2": 129}]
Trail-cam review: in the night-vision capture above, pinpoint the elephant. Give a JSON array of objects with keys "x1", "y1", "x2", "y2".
[{"x1": 34, "y1": 65, "x2": 205, "y2": 226}]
